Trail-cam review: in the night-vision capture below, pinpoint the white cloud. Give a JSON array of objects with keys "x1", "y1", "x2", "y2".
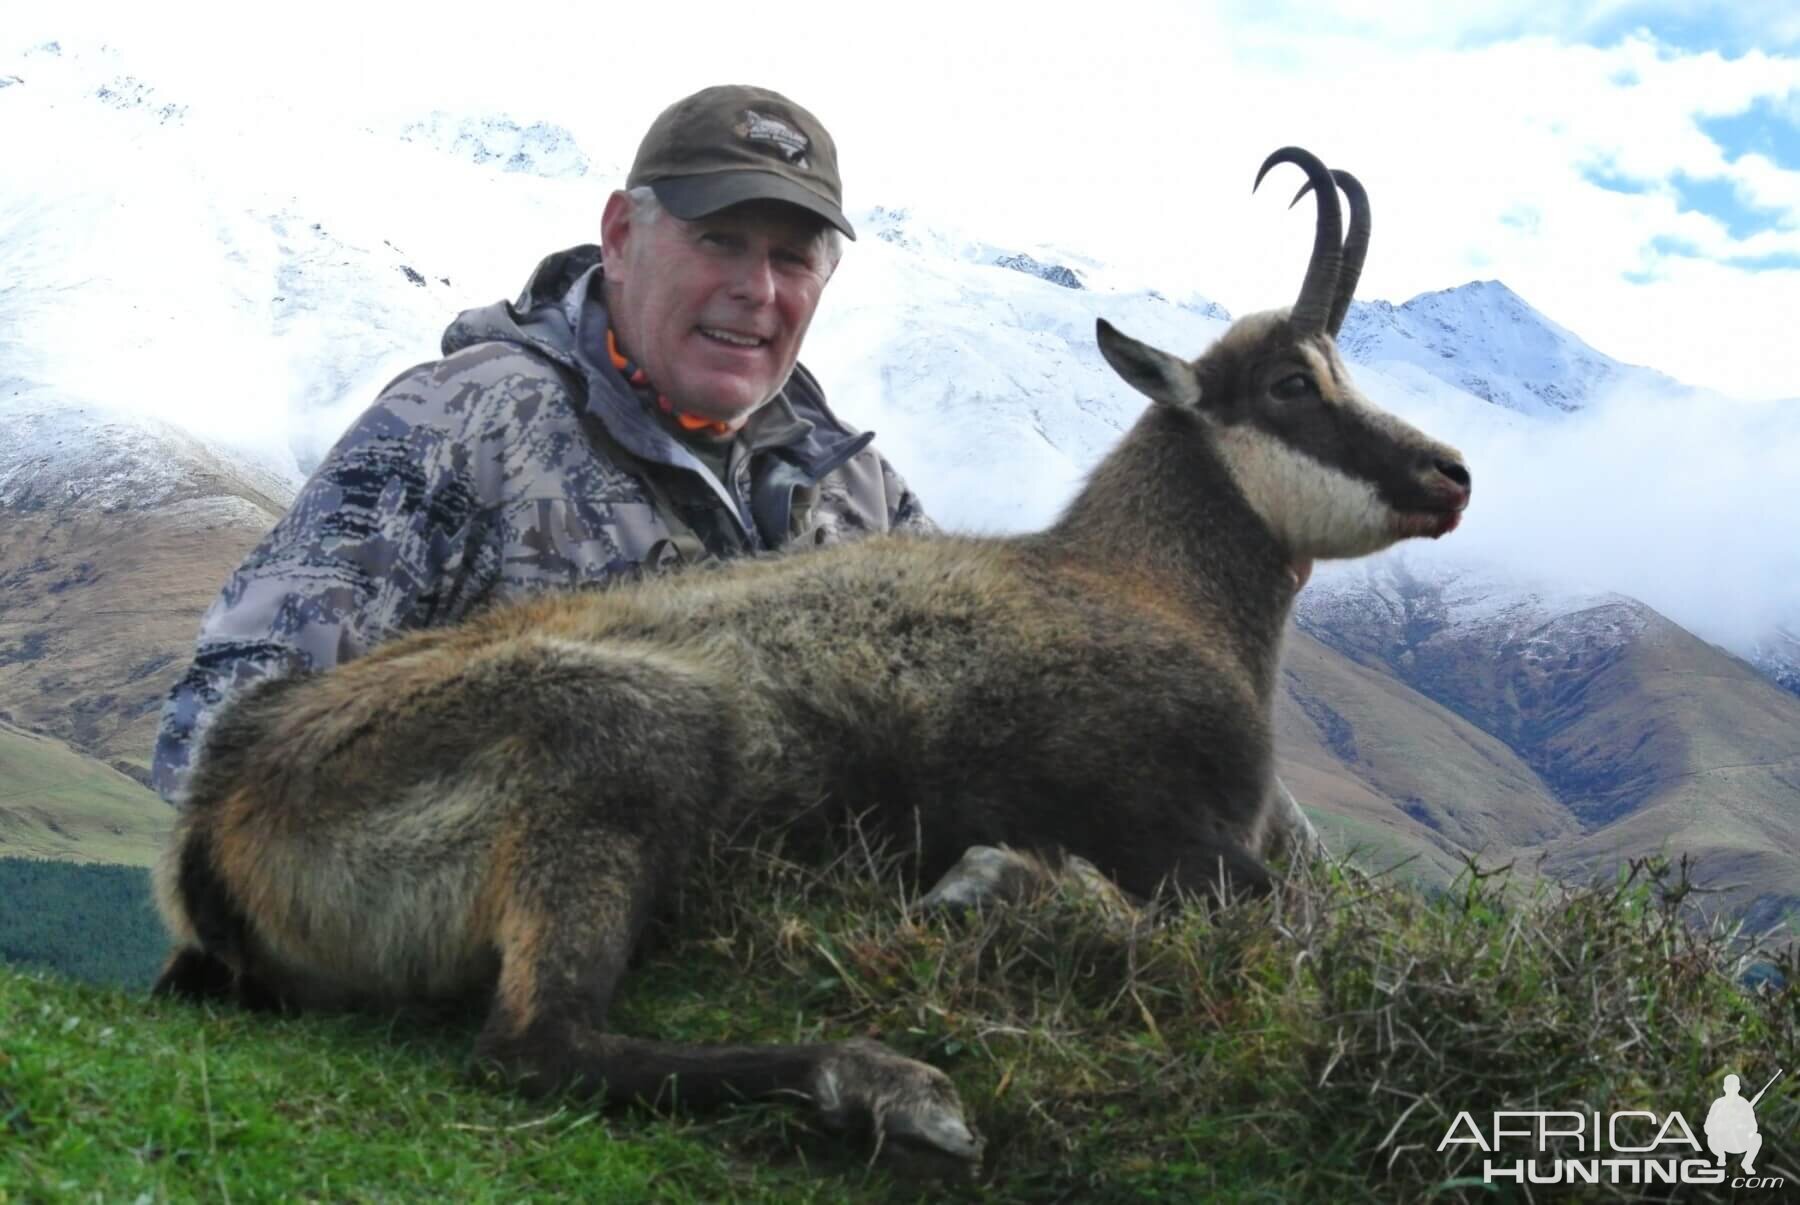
[
  {"x1": 7, "y1": 0, "x2": 1799, "y2": 401},
  {"x1": 6, "y1": 6, "x2": 1795, "y2": 662},
  {"x1": 1735, "y1": 152, "x2": 1800, "y2": 220},
  {"x1": 1218, "y1": 0, "x2": 1800, "y2": 55},
  {"x1": 1422, "y1": 382, "x2": 1800, "y2": 652}
]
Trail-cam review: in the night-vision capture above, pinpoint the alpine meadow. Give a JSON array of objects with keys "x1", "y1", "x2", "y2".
[{"x1": 2, "y1": 16, "x2": 1796, "y2": 1201}]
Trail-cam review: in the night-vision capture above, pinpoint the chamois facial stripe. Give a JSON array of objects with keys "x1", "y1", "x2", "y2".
[{"x1": 1214, "y1": 425, "x2": 1395, "y2": 558}]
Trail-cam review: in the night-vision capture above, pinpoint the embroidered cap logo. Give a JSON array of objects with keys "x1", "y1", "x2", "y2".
[{"x1": 736, "y1": 110, "x2": 809, "y2": 167}]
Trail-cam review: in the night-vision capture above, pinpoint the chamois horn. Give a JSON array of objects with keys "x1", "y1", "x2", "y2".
[
  {"x1": 1254, "y1": 146, "x2": 1342, "y2": 335},
  {"x1": 1290, "y1": 167, "x2": 1370, "y2": 336}
]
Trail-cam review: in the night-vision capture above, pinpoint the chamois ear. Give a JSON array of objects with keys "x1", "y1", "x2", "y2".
[{"x1": 1096, "y1": 319, "x2": 1202, "y2": 409}]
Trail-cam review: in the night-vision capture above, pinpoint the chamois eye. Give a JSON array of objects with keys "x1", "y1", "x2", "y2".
[{"x1": 1272, "y1": 372, "x2": 1314, "y2": 401}]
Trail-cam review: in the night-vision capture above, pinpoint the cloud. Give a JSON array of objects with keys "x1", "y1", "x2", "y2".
[
  {"x1": 1419, "y1": 379, "x2": 1800, "y2": 652},
  {"x1": 1219, "y1": 0, "x2": 1800, "y2": 55},
  {"x1": 6, "y1": 7, "x2": 1794, "y2": 662},
  {"x1": 7, "y1": 0, "x2": 1799, "y2": 404}
]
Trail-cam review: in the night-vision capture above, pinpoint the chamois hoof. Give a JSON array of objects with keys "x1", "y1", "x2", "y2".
[
  {"x1": 918, "y1": 845, "x2": 1047, "y2": 913},
  {"x1": 151, "y1": 947, "x2": 235, "y2": 1003},
  {"x1": 1056, "y1": 854, "x2": 1144, "y2": 928},
  {"x1": 920, "y1": 846, "x2": 1141, "y2": 928},
  {"x1": 1264, "y1": 778, "x2": 1327, "y2": 863},
  {"x1": 810, "y1": 1038, "x2": 984, "y2": 1166}
]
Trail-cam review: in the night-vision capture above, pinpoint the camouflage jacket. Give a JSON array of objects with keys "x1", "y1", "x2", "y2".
[{"x1": 152, "y1": 244, "x2": 933, "y2": 806}]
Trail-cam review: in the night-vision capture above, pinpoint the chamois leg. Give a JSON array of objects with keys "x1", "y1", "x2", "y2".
[
  {"x1": 919, "y1": 846, "x2": 1140, "y2": 927},
  {"x1": 152, "y1": 950, "x2": 289, "y2": 1012},
  {"x1": 152, "y1": 948, "x2": 237, "y2": 1003},
  {"x1": 1260, "y1": 776, "x2": 1325, "y2": 861},
  {"x1": 472, "y1": 828, "x2": 984, "y2": 1165},
  {"x1": 1164, "y1": 832, "x2": 1273, "y2": 903},
  {"x1": 919, "y1": 846, "x2": 1055, "y2": 912},
  {"x1": 1092, "y1": 826, "x2": 1273, "y2": 906}
]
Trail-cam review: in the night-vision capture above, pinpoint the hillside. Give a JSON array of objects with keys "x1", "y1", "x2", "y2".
[
  {"x1": 0, "y1": 720, "x2": 168, "y2": 864},
  {"x1": 1272, "y1": 629, "x2": 1573, "y2": 889},
  {"x1": 1, "y1": 33, "x2": 1794, "y2": 943},
  {"x1": 0, "y1": 401, "x2": 290, "y2": 784},
  {"x1": 0, "y1": 859, "x2": 168, "y2": 983},
  {"x1": 1, "y1": 848, "x2": 1793, "y2": 1201},
  {"x1": 1299, "y1": 561, "x2": 1800, "y2": 927},
  {"x1": 1336, "y1": 280, "x2": 1692, "y2": 417}
]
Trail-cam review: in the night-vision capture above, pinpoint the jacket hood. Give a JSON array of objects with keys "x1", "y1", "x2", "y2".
[
  {"x1": 434, "y1": 245, "x2": 879, "y2": 540},
  {"x1": 440, "y1": 244, "x2": 604, "y2": 370}
]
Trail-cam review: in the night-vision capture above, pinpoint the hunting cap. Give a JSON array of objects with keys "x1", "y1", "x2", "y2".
[{"x1": 627, "y1": 85, "x2": 855, "y2": 241}]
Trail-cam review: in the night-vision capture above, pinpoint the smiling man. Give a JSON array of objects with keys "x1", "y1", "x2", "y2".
[{"x1": 152, "y1": 85, "x2": 933, "y2": 806}]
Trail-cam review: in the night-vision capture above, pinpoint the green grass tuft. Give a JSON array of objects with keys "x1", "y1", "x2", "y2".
[{"x1": 2, "y1": 841, "x2": 1794, "y2": 1202}]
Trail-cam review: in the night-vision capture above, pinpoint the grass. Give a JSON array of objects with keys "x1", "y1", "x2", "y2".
[
  {"x1": 1301, "y1": 807, "x2": 1468, "y2": 891},
  {"x1": 1, "y1": 837, "x2": 1794, "y2": 1203},
  {"x1": 0, "y1": 722, "x2": 169, "y2": 866}
]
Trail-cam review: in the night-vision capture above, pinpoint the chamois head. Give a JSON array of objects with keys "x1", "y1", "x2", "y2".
[{"x1": 1096, "y1": 147, "x2": 1471, "y2": 571}]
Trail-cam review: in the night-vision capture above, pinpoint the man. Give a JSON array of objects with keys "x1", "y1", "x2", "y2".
[
  {"x1": 152, "y1": 85, "x2": 933, "y2": 806},
  {"x1": 1704, "y1": 1073, "x2": 1764, "y2": 1175}
]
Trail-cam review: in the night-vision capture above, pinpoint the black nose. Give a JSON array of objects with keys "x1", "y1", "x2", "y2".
[{"x1": 1435, "y1": 459, "x2": 1471, "y2": 489}]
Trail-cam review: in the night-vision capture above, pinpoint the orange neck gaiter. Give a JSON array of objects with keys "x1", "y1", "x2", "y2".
[{"x1": 605, "y1": 328, "x2": 736, "y2": 438}]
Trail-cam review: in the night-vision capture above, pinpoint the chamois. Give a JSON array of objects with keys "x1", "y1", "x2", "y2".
[{"x1": 152, "y1": 146, "x2": 1470, "y2": 1167}]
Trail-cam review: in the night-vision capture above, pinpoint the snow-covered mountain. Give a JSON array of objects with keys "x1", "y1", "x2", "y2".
[
  {"x1": 1337, "y1": 280, "x2": 1694, "y2": 417},
  {"x1": 1, "y1": 393, "x2": 292, "y2": 517},
  {"x1": 1751, "y1": 626, "x2": 1800, "y2": 697},
  {"x1": 4, "y1": 35, "x2": 1797, "y2": 924},
  {"x1": 1301, "y1": 555, "x2": 1649, "y2": 670},
  {"x1": 5, "y1": 35, "x2": 1792, "y2": 681},
  {"x1": 397, "y1": 111, "x2": 595, "y2": 180}
]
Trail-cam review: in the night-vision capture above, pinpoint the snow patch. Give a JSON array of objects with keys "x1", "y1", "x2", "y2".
[
  {"x1": 4, "y1": 31, "x2": 1796, "y2": 695},
  {"x1": 1338, "y1": 281, "x2": 1692, "y2": 417},
  {"x1": 398, "y1": 112, "x2": 593, "y2": 179}
]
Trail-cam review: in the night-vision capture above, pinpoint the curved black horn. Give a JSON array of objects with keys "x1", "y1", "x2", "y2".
[
  {"x1": 1289, "y1": 168, "x2": 1370, "y2": 336},
  {"x1": 1254, "y1": 147, "x2": 1342, "y2": 335}
]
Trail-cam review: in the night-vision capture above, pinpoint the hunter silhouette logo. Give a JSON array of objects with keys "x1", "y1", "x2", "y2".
[
  {"x1": 1438, "y1": 1067, "x2": 1786, "y2": 1188},
  {"x1": 1707, "y1": 1069, "x2": 1781, "y2": 1174},
  {"x1": 735, "y1": 110, "x2": 809, "y2": 165}
]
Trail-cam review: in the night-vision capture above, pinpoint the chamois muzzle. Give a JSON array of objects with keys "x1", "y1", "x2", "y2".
[{"x1": 1395, "y1": 456, "x2": 1473, "y2": 539}]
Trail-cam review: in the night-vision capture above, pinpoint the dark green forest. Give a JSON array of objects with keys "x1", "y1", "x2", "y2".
[{"x1": 0, "y1": 859, "x2": 167, "y2": 988}]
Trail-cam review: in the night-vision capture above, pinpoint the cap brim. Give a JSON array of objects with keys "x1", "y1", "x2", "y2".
[{"x1": 651, "y1": 171, "x2": 856, "y2": 241}]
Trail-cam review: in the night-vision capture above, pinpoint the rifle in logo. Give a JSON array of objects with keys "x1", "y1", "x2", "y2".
[{"x1": 1706, "y1": 1068, "x2": 1782, "y2": 1175}]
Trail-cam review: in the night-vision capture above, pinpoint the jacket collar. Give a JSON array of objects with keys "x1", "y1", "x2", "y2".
[{"x1": 442, "y1": 244, "x2": 870, "y2": 484}]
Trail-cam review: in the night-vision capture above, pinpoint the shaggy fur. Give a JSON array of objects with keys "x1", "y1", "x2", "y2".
[{"x1": 153, "y1": 151, "x2": 1470, "y2": 1165}]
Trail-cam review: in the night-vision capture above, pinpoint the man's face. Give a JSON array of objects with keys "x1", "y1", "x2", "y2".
[{"x1": 602, "y1": 193, "x2": 835, "y2": 427}]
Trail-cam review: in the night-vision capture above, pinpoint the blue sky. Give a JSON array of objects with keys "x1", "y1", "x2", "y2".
[
  {"x1": 7, "y1": 0, "x2": 1800, "y2": 398},
  {"x1": 5, "y1": 1, "x2": 1799, "y2": 644},
  {"x1": 1219, "y1": 2, "x2": 1800, "y2": 321},
  {"x1": 1691, "y1": 96, "x2": 1800, "y2": 254},
  {"x1": 1583, "y1": 60, "x2": 1799, "y2": 257},
  {"x1": 1257, "y1": 0, "x2": 1800, "y2": 57},
  {"x1": 1700, "y1": 96, "x2": 1800, "y2": 170},
  {"x1": 1590, "y1": 158, "x2": 1798, "y2": 259},
  {"x1": 1575, "y1": 2, "x2": 1800, "y2": 58}
]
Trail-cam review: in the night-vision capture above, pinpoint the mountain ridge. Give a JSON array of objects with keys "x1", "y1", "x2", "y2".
[
  {"x1": 2, "y1": 33, "x2": 1793, "y2": 929},
  {"x1": 1338, "y1": 279, "x2": 1695, "y2": 416}
]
